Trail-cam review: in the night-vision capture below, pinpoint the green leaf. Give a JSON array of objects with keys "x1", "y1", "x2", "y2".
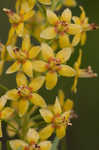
[{"x1": 51, "y1": 137, "x2": 60, "y2": 150}]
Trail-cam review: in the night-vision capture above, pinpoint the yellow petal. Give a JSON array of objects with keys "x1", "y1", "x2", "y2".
[
  {"x1": 6, "y1": 89, "x2": 19, "y2": 101},
  {"x1": 1, "y1": 107, "x2": 14, "y2": 120},
  {"x1": 58, "y1": 90, "x2": 64, "y2": 107},
  {"x1": 29, "y1": 46, "x2": 41, "y2": 59},
  {"x1": 53, "y1": 97, "x2": 62, "y2": 115},
  {"x1": 31, "y1": 93, "x2": 47, "y2": 108},
  {"x1": 18, "y1": 99, "x2": 29, "y2": 117},
  {"x1": 47, "y1": 10, "x2": 59, "y2": 25},
  {"x1": 7, "y1": 46, "x2": 16, "y2": 59},
  {"x1": 32, "y1": 60, "x2": 47, "y2": 72},
  {"x1": 58, "y1": 65, "x2": 76, "y2": 77},
  {"x1": 68, "y1": 24, "x2": 82, "y2": 35},
  {"x1": 39, "y1": 141, "x2": 52, "y2": 150},
  {"x1": 16, "y1": 23, "x2": 24, "y2": 37},
  {"x1": 0, "y1": 60, "x2": 4, "y2": 75},
  {"x1": 9, "y1": 140, "x2": 28, "y2": 150},
  {"x1": 38, "y1": 0, "x2": 51, "y2": 5},
  {"x1": 26, "y1": 128, "x2": 39, "y2": 143},
  {"x1": 45, "y1": 71, "x2": 57, "y2": 90},
  {"x1": 72, "y1": 33, "x2": 81, "y2": 46},
  {"x1": 29, "y1": 76, "x2": 45, "y2": 91},
  {"x1": 22, "y1": 32, "x2": 31, "y2": 51},
  {"x1": 40, "y1": 109, "x2": 53, "y2": 123},
  {"x1": 59, "y1": 34, "x2": 70, "y2": 49},
  {"x1": 80, "y1": 6, "x2": 86, "y2": 22},
  {"x1": 16, "y1": 72, "x2": 28, "y2": 87},
  {"x1": 63, "y1": 99, "x2": 74, "y2": 111},
  {"x1": 81, "y1": 32, "x2": 87, "y2": 46},
  {"x1": 40, "y1": 27, "x2": 56, "y2": 39},
  {"x1": 7, "y1": 121, "x2": 18, "y2": 137},
  {"x1": 56, "y1": 125, "x2": 66, "y2": 139},
  {"x1": 0, "y1": 121, "x2": 2, "y2": 137},
  {"x1": 62, "y1": 111, "x2": 71, "y2": 121},
  {"x1": 64, "y1": 0, "x2": 77, "y2": 7},
  {"x1": 39, "y1": 124, "x2": 54, "y2": 140},
  {"x1": 6, "y1": 61, "x2": 21, "y2": 74},
  {"x1": 0, "y1": 95, "x2": 7, "y2": 111},
  {"x1": 72, "y1": 16, "x2": 80, "y2": 25},
  {"x1": 22, "y1": 60, "x2": 33, "y2": 77},
  {"x1": 41, "y1": 43, "x2": 54, "y2": 61},
  {"x1": 56, "y1": 48, "x2": 72, "y2": 63},
  {"x1": 61, "y1": 8, "x2": 72, "y2": 23},
  {"x1": 6, "y1": 26, "x2": 16, "y2": 45},
  {"x1": 23, "y1": 10, "x2": 35, "y2": 21}
]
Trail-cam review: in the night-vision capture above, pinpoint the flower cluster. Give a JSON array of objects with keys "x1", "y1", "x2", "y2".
[{"x1": 0, "y1": 0, "x2": 98, "y2": 150}]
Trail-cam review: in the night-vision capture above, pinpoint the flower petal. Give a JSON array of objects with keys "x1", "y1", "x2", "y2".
[
  {"x1": 32, "y1": 60, "x2": 47, "y2": 72},
  {"x1": 81, "y1": 32, "x2": 87, "y2": 46},
  {"x1": 40, "y1": 27, "x2": 56, "y2": 39},
  {"x1": 58, "y1": 65, "x2": 76, "y2": 77},
  {"x1": 22, "y1": 60, "x2": 33, "y2": 77},
  {"x1": 16, "y1": 22, "x2": 24, "y2": 37},
  {"x1": 40, "y1": 109, "x2": 53, "y2": 123},
  {"x1": 7, "y1": 121, "x2": 18, "y2": 137},
  {"x1": 0, "y1": 95, "x2": 7, "y2": 111},
  {"x1": 6, "y1": 89, "x2": 19, "y2": 101},
  {"x1": 6, "y1": 61, "x2": 21, "y2": 74},
  {"x1": 64, "y1": 0, "x2": 77, "y2": 7},
  {"x1": 9, "y1": 140, "x2": 28, "y2": 150},
  {"x1": 26, "y1": 128, "x2": 39, "y2": 143},
  {"x1": 61, "y1": 8, "x2": 72, "y2": 23},
  {"x1": 56, "y1": 125, "x2": 66, "y2": 139},
  {"x1": 39, "y1": 124, "x2": 54, "y2": 140},
  {"x1": 38, "y1": 0, "x2": 51, "y2": 5},
  {"x1": 29, "y1": 76, "x2": 45, "y2": 91},
  {"x1": 41, "y1": 43, "x2": 54, "y2": 61},
  {"x1": 16, "y1": 72, "x2": 28, "y2": 87},
  {"x1": 56, "y1": 48, "x2": 72, "y2": 63},
  {"x1": 0, "y1": 60, "x2": 4, "y2": 75},
  {"x1": 72, "y1": 33, "x2": 81, "y2": 46},
  {"x1": 47, "y1": 10, "x2": 59, "y2": 25},
  {"x1": 1, "y1": 107, "x2": 14, "y2": 120},
  {"x1": 0, "y1": 121, "x2": 2, "y2": 137},
  {"x1": 23, "y1": 10, "x2": 35, "y2": 21},
  {"x1": 53, "y1": 97, "x2": 62, "y2": 115},
  {"x1": 68, "y1": 24, "x2": 82, "y2": 35},
  {"x1": 45, "y1": 71, "x2": 57, "y2": 90},
  {"x1": 63, "y1": 99, "x2": 74, "y2": 111},
  {"x1": 59, "y1": 34, "x2": 70, "y2": 49},
  {"x1": 58, "y1": 90, "x2": 64, "y2": 107},
  {"x1": 39, "y1": 141, "x2": 52, "y2": 150},
  {"x1": 18, "y1": 99, "x2": 29, "y2": 117},
  {"x1": 31, "y1": 93, "x2": 47, "y2": 108},
  {"x1": 29, "y1": 46, "x2": 41, "y2": 59}
]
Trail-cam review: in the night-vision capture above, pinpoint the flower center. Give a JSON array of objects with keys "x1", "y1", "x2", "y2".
[
  {"x1": 55, "y1": 21, "x2": 68, "y2": 35},
  {"x1": 47, "y1": 58, "x2": 61, "y2": 71},
  {"x1": 18, "y1": 86, "x2": 32, "y2": 97}
]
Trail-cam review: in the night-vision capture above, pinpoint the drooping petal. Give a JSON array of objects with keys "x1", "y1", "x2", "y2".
[
  {"x1": 59, "y1": 34, "x2": 70, "y2": 49},
  {"x1": 39, "y1": 141, "x2": 52, "y2": 150},
  {"x1": 58, "y1": 90, "x2": 64, "y2": 107},
  {"x1": 6, "y1": 89, "x2": 19, "y2": 101},
  {"x1": 45, "y1": 71, "x2": 57, "y2": 90},
  {"x1": 72, "y1": 33, "x2": 81, "y2": 47},
  {"x1": 9, "y1": 140, "x2": 28, "y2": 150},
  {"x1": 68, "y1": 24, "x2": 82, "y2": 35},
  {"x1": 47, "y1": 10, "x2": 59, "y2": 25},
  {"x1": 16, "y1": 23, "x2": 24, "y2": 37},
  {"x1": 31, "y1": 93, "x2": 47, "y2": 108},
  {"x1": 0, "y1": 121, "x2": 2, "y2": 137},
  {"x1": 16, "y1": 72, "x2": 28, "y2": 87},
  {"x1": 58, "y1": 65, "x2": 76, "y2": 77},
  {"x1": 40, "y1": 27, "x2": 57, "y2": 39},
  {"x1": 6, "y1": 61, "x2": 21, "y2": 74},
  {"x1": 56, "y1": 48, "x2": 72, "y2": 63},
  {"x1": 40, "y1": 109, "x2": 53, "y2": 123},
  {"x1": 26, "y1": 128, "x2": 39, "y2": 143},
  {"x1": 61, "y1": 8, "x2": 72, "y2": 23},
  {"x1": 32, "y1": 60, "x2": 47, "y2": 72},
  {"x1": 63, "y1": 99, "x2": 74, "y2": 111},
  {"x1": 56, "y1": 125, "x2": 66, "y2": 139},
  {"x1": 29, "y1": 76, "x2": 45, "y2": 92},
  {"x1": 22, "y1": 60, "x2": 33, "y2": 77},
  {"x1": 53, "y1": 97, "x2": 62, "y2": 115},
  {"x1": 1, "y1": 107, "x2": 14, "y2": 120},
  {"x1": 38, "y1": 0, "x2": 51, "y2": 5},
  {"x1": 39, "y1": 124, "x2": 54, "y2": 140},
  {"x1": 41, "y1": 43, "x2": 54, "y2": 61},
  {"x1": 18, "y1": 99, "x2": 29, "y2": 117},
  {"x1": 29, "y1": 46, "x2": 41, "y2": 59},
  {"x1": 0, "y1": 95, "x2": 7, "y2": 111}
]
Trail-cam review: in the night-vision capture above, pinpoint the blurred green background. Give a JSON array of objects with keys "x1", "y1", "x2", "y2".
[{"x1": 0, "y1": 0, "x2": 99, "y2": 150}]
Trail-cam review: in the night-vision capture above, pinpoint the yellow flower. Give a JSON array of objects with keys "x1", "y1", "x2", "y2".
[
  {"x1": 38, "y1": 0, "x2": 51, "y2": 5},
  {"x1": 32, "y1": 43, "x2": 76, "y2": 90},
  {"x1": 6, "y1": 72, "x2": 46, "y2": 117},
  {"x1": 72, "y1": 6, "x2": 99, "y2": 46},
  {"x1": 64, "y1": 0, "x2": 77, "y2": 7},
  {"x1": 39, "y1": 96, "x2": 73, "y2": 140},
  {"x1": 9, "y1": 128, "x2": 52, "y2": 150},
  {"x1": 40, "y1": 9, "x2": 82, "y2": 40}
]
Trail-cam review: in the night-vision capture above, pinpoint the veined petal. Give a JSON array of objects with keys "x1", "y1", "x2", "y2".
[
  {"x1": 9, "y1": 140, "x2": 28, "y2": 150},
  {"x1": 63, "y1": 99, "x2": 74, "y2": 111},
  {"x1": 26, "y1": 128, "x2": 39, "y2": 143},
  {"x1": 39, "y1": 124, "x2": 54, "y2": 140},
  {"x1": 6, "y1": 61, "x2": 21, "y2": 74},
  {"x1": 1, "y1": 107, "x2": 14, "y2": 120},
  {"x1": 72, "y1": 33, "x2": 81, "y2": 46},
  {"x1": 39, "y1": 141, "x2": 52, "y2": 150},
  {"x1": 6, "y1": 89, "x2": 19, "y2": 101},
  {"x1": 16, "y1": 72, "x2": 28, "y2": 87},
  {"x1": 40, "y1": 27, "x2": 57, "y2": 40},
  {"x1": 16, "y1": 23, "x2": 24, "y2": 37},
  {"x1": 58, "y1": 65, "x2": 76, "y2": 77},
  {"x1": 0, "y1": 95, "x2": 7, "y2": 111},
  {"x1": 29, "y1": 76, "x2": 45, "y2": 92},
  {"x1": 29, "y1": 46, "x2": 41, "y2": 59},
  {"x1": 81, "y1": 32, "x2": 87, "y2": 46},
  {"x1": 58, "y1": 90, "x2": 64, "y2": 107},
  {"x1": 22, "y1": 60, "x2": 33, "y2": 77},
  {"x1": 53, "y1": 97, "x2": 62, "y2": 115},
  {"x1": 38, "y1": 0, "x2": 51, "y2": 5},
  {"x1": 23, "y1": 10, "x2": 35, "y2": 21},
  {"x1": 47, "y1": 10, "x2": 59, "y2": 25},
  {"x1": 0, "y1": 121, "x2": 2, "y2": 137},
  {"x1": 68, "y1": 24, "x2": 82, "y2": 35},
  {"x1": 45, "y1": 71, "x2": 57, "y2": 90},
  {"x1": 41, "y1": 43, "x2": 54, "y2": 61},
  {"x1": 18, "y1": 99, "x2": 29, "y2": 117},
  {"x1": 56, "y1": 125, "x2": 66, "y2": 139},
  {"x1": 56, "y1": 48, "x2": 72, "y2": 63},
  {"x1": 31, "y1": 93, "x2": 47, "y2": 108},
  {"x1": 61, "y1": 8, "x2": 72, "y2": 23},
  {"x1": 40, "y1": 109, "x2": 53, "y2": 123},
  {"x1": 32, "y1": 60, "x2": 47, "y2": 72},
  {"x1": 59, "y1": 34, "x2": 70, "y2": 49}
]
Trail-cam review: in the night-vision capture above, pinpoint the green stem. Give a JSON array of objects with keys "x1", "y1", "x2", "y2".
[
  {"x1": 0, "y1": 84, "x2": 8, "y2": 92},
  {"x1": 51, "y1": 137, "x2": 60, "y2": 150}
]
